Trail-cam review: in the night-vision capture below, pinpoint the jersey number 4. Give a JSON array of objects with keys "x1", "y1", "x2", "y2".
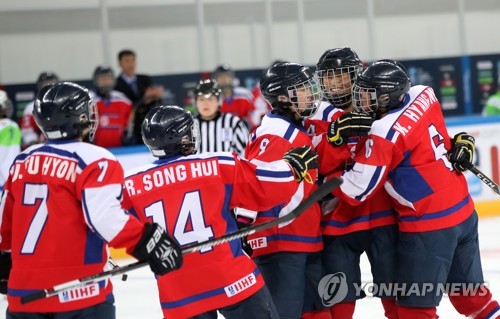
[{"x1": 145, "y1": 191, "x2": 214, "y2": 253}]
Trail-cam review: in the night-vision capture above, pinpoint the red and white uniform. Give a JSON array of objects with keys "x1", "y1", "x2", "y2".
[
  {"x1": 90, "y1": 91, "x2": 132, "y2": 148},
  {"x1": 21, "y1": 101, "x2": 46, "y2": 148},
  {"x1": 329, "y1": 85, "x2": 474, "y2": 232},
  {"x1": 0, "y1": 140, "x2": 145, "y2": 312},
  {"x1": 221, "y1": 87, "x2": 256, "y2": 128},
  {"x1": 124, "y1": 152, "x2": 298, "y2": 319},
  {"x1": 308, "y1": 101, "x2": 397, "y2": 235},
  {"x1": 305, "y1": 100, "x2": 342, "y2": 137},
  {"x1": 244, "y1": 113, "x2": 322, "y2": 256}
]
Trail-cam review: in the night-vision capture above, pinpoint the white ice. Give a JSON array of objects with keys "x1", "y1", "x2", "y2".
[{"x1": 2, "y1": 216, "x2": 500, "y2": 319}]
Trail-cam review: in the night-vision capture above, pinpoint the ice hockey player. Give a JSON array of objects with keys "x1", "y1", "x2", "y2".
[
  {"x1": 326, "y1": 60, "x2": 500, "y2": 319},
  {"x1": 123, "y1": 104, "x2": 319, "y2": 319},
  {"x1": 0, "y1": 82, "x2": 183, "y2": 319},
  {"x1": 311, "y1": 48, "x2": 398, "y2": 319}
]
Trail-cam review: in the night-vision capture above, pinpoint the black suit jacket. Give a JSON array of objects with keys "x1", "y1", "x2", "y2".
[{"x1": 114, "y1": 74, "x2": 153, "y2": 105}]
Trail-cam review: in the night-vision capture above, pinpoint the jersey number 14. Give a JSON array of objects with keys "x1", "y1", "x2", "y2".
[{"x1": 145, "y1": 190, "x2": 215, "y2": 253}]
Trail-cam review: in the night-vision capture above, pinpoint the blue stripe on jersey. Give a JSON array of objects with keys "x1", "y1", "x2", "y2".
[
  {"x1": 283, "y1": 125, "x2": 296, "y2": 141},
  {"x1": 267, "y1": 113, "x2": 307, "y2": 134},
  {"x1": 221, "y1": 184, "x2": 243, "y2": 258},
  {"x1": 15, "y1": 145, "x2": 87, "y2": 170},
  {"x1": 82, "y1": 191, "x2": 107, "y2": 242},
  {"x1": 8, "y1": 281, "x2": 107, "y2": 297},
  {"x1": 160, "y1": 268, "x2": 261, "y2": 309},
  {"x1": 354, "y1": 165, "x2": 384, "y2": 201},
  {"x1": 398, "y1": 195, "x2": 471, "y2": 222},
  {"x1": 386, "y1": 127, "x2": 397, "y2": 141},
  {"x1": 84, "y1": 228, "x2": 104, "y2": 264},
  {"x1": 322, "y1": 105, "x2": 335, "y2": 121},
  {"x1": 127, "y1": 207, "x2": 139, "y2": 219},
  {"x1": 485, "y1": 306, "x2": 500, "y2": 319},
  {"x1": 389, "y1": 151, "x2": 434, "y2": 203},
  {"x1": 7, "y1": 288, "x2": 40, "y2": 297},
  {"x1": 266, "y1": 234, "x2": 323, "y2": 244},
  {"x1": 256, "y1": 169, "x2": 292, "y2": 178},
  {"x1": 258, "y1": 203, "x2": 285, "y2": 218},
  {"x1": 321, "y1": 209, "x2": 396, "y2": 228}
]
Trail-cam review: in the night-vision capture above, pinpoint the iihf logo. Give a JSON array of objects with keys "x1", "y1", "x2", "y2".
[
  {"x1": 227, "y1": 286, "x2": 236, "y2": 296},
  {"x1": 61, "y1": 291, "x2": 70, "y2": 302},
  {"x1": 318, "y1": 272, "x2": 348, "y2": 307}
]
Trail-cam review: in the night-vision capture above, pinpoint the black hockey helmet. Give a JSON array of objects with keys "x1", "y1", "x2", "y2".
[
  {"x1": 0, "y1": 90, "x2": 13, "y2": 118},
  {"x1": 36, "y1": 72, "x2": 60, "y2": 91},
  {"x1": 193, "y1": 79, "x2": 222, "y2": 101},
  {"x1": 142, "y1": 105, "x2": 200, "y2": 158},
  {"x1": 33, "y1": 82, "x2": 98, "y2": 141},
  {"x1": 352, "y1": 60, "x2": 411, "y2": 114},
  {"x1": 259, "y1": 62, "x2": 321, "y2": 119},
  {"x1": 93, "y1": 66, "x2": 115, "y2": 96},
  {"x1": 315, "y1": 47, "x2": 363, "y2": 109}
]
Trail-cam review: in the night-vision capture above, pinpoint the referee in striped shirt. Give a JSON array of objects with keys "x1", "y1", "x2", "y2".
[{"x1": 194, "y1": 79, "x2": 249, "y2": 155}]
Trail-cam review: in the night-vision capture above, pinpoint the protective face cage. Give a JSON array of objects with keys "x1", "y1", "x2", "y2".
[
  {"x1": 352, "y1": 83, "x2": 379, "y2": 114},
  {"x1": 182, "y1": 120, "x2": 200, "y2": 155},
  {"x1": 87, "y1": 99, "x2": 99, "y2": 141},
  {"x1": 286, "y1": 76, "x2": 322, "y2": 119},
  {"x1": 316, "y1": 65, "x2": 361, "y2": 108}
]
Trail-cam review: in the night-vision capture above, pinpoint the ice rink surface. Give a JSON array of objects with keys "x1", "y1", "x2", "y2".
[{"x1": 2, "y1": 216, "x2": 500, "y2": 319}]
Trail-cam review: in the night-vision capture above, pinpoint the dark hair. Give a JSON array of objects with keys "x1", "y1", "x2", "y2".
[{"x1": 118, "y1": 49, "x2": 136, "y2": 61}]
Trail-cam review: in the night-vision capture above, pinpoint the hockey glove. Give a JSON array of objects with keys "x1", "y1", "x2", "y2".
[
  {"x1": 233, "y1": 208, "x2": 255, "y2": 256},
  {"x1": 327, "y1": 112, "x2": 374, "y2": 146},
  {"x1": 448, "y1": 132, "x2": 475, "y2": 172},
  {"x1": 132, "y1": 223, "x2": 183, "y2": 276},
  {"x1": 282, "y1": 146, "x2": 319, "y2": 184},
  {"x1": 236, "y1": 219, "x2": 254, "y2": 257},
  {"x1": 0, "y1": 251, "x2": 11, "y2": 295}
]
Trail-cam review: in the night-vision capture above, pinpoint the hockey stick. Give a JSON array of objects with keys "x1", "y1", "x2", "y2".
[
  {"x1": 20, "y1": 177, "x2": 343, "y2": 304},
  {"x1": 464, "y1": 162, "x2": 500, "y2": 196}
]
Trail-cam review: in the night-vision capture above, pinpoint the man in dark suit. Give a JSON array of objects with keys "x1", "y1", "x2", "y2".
[
  {"x1": 115, "y1": 49, "x2": 164, "y2": 144},
  {"x1": 115, "y1": 49, "x2": 154, "y2": 104}
]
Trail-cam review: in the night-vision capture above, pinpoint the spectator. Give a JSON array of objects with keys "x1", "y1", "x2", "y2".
[
  {"x1": 193, "y1": 79, "x2": 249, "y2": 155},
  {"x1": 482, "y1": 85, "x2": 500, "y2": 116},
  {"x1": 0, "y1": 90, "x2": 21, "y2": 191},
  {"x1": 90, "y1": 66, "x2": 133, "y2": 148},
  {"x1": 21, "y1": 72, "x2": 59, "y2": 148},
  {"x1": 114, "y1": 49, "x2": 163, "y2": 143},
  {"x1": 213, "y1": 64, "x2": 256, "y2": 129}
]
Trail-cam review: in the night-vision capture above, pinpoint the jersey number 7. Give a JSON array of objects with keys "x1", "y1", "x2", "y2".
[{"x1": 21, "y1": 184, "x2": 49, "y2": 254}]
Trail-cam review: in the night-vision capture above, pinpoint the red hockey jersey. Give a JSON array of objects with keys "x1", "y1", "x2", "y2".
[
  {"x1": 244, "y1": 113, "x2": 323, "y2": 256},
  {"x1": 123, "y1": 152, "x2": 298, "y2": 319},
  {"x1": 90, "y1": 91, "x2": 132, "y2": 148},
  {"x1": 0, "y1": 140, "x2": 145, "y2": 312},
  {"x1": 330, "y1": 85, "x2": 474, "y2": 232},
  {"x1": 308, "y1": 101, "x2": 397, "y2": 235}
]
